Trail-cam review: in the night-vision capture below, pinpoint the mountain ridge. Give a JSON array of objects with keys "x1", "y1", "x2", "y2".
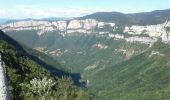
[
  {"x1": 81, "y1": 9, "x2": 170, "y2": 25},
  {"x1": 1, "y1": 9, "x2": 170, "y2": 44},
  {"x1": 2, "y1": 9, "x2": 170, "y2": 25},
  {"x1": 1, "y1": 8, "x2": 170, "y2": 100}
]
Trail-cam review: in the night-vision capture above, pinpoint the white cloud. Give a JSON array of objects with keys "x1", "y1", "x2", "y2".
[
  {"x1": 0, "y1": 9, "x2": 6, "y2": 18},
  {"x1": 0, "y1": 5, "x2": 108, "y2": 19}
]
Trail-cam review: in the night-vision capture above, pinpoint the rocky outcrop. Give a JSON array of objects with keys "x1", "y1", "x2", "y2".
[
  {"x1": 124, "y1": 21, "x2": 170, "y2": 43},
  {"x1": 67, "y1": 19, "x2": 98, "y2": 29},
  {"x1": 0, "y1": 54, "x2": 9, "y2": 100},
  {"x1": 0, "y1": 20, "x2": 67, "y2": 35},
  {"x1": 1, "y1": 18, "x2": 170, "y2": 45},
  {"x1": 93, "y1": 44, "x2": 108, "y2": 49},
  {"x1": 66, "y1": 19, "x2": 99, "y2": 34},
  {"x1": 0, "y1": 19, "x2": 115, "y2": 36},
  {"x1": 149, "y1": 51, "x2": 164, "y2": 57},
  {"x1": 108, "y1": 34, "x2": 124, "y2": 40},
  {"x1": 125, "y1": 36, "x2": 157, "y2": 44},
  {"x1": 108, "y1": 33, "x2": 157, "y2": 44}
]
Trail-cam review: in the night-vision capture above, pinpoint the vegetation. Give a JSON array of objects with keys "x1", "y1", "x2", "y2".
[
  {"x1": 0, "y1": 31, "x2": 89, "y2": 100},
  {"x1": 5, "y1": 31, "x2": 149, "y2": 73},
  {"x1": 86, "y1": 41, "x2": 170, "y2": 100},
  {"x1": 80, "y1": 9, "x2": 170, "y2": 25},
  {"x1": 5, "y1": 27, "x2": 170, "y2": 100},
  {"x1": 3, "y1": 9, "x2": 170, "y2": 99},
  {"x1": 4, "y1": 30, "x2": 151, "y2": 100}
]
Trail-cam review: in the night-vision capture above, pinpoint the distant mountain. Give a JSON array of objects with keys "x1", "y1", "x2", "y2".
[
  {"x1": 129, "y1": 9, "x2": 170, "y2": 25},
  {"x1": 79, "y1": 12, "x2": 132, "y2": 24},
  {"x1": 0, "y1": 19, "x2": 8, "y2": 25},
  {"x1": 1, "y1": 9, "x2": 170, "y2": 100},
  {"x1": 80, "y1": 9, "x2": 170, "y2": 25},
  {"x1": 4, "y1": 17, "x2": 70, "y2": 24},
  {"x1": 4, "y1": 18, "x2": 37, "y2": 24},
  {"x1": 3, "y1": 9, "x2": 170, "y2": 25},
  {"x1": 41, "y1": 17, "x2": 70, "y2": 21}
]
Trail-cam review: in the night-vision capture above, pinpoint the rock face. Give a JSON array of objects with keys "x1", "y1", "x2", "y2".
[
  {"x1": 1, "y1": 18, "x2": 170, "y2": 44},
  {"x1": 67, "y1": 19, "x2": 98, "y2": 29},
  {"x1": 0, "y1": 19, "x2": 115, "y2": 35},
  {"x1": 124, "y1": 21, "x2": 170, "y2": 43},
  {"x1": 66, "y1": 19, "x2": 99, "y2": 34},
  {"x1": 93, "y1": 44, "x2": 108, "y2": 49},
  {"x1": 0, "y1": 54, "x2": 9, "y2": 100},
  {"x1": 125, "y1": 36, "x2": 157, "y2": 44},
  {"x1": 108, "y1": 34, "x2": 157, "y2": 44},
  {"x1": 0, "y1": 20, "x2": 67, "y2": 35}
]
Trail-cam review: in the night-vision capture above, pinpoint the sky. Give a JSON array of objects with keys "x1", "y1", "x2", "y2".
[{"x1": 0, "y1": 0, "x2": 169, "y2": 19}]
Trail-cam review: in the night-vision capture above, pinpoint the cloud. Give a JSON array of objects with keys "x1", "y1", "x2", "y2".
[
  {"x1": 1, "y1": 5, "x2": 108, "y2": 19},
  {"x1": 0, "y1": 9, "x2": 6, "y2": 18}
]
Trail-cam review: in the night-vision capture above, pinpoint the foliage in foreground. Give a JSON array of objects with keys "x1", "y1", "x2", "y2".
[{"x1": 0, "y1": 39, "x2": 89, "y2": 100}]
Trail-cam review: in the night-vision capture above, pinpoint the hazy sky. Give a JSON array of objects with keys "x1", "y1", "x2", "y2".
[{"x1": 0, "y1": 0, "x2": 169, "y2": 19}]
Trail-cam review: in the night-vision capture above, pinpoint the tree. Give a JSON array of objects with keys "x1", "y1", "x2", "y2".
[
  {"x1": 26, "y1": 77, "x2": 56, "y2": 100},
  {"x1": 56, "y1": 76, "x2": 78, "y2": 100}
]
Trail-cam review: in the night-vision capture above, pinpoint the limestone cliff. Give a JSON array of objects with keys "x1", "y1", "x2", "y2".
[{"x1": 1, "y1": 19, "x2": 170, "y2": 45}]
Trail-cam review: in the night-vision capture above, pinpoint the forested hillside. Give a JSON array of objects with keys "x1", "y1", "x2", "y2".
[{"x1": 0, "y1": 30, "x2": 89, "y2": 100}]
